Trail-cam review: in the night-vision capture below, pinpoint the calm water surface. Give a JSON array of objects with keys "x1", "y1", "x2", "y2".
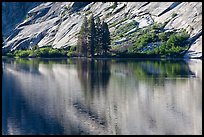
[{"x1": 2, "y1": 58, "x2": 202, "y2": 135}]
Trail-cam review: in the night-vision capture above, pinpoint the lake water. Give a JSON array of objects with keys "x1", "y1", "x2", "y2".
[{"x1": 2, "y1": 58, "x2": 202, "y2": 135}]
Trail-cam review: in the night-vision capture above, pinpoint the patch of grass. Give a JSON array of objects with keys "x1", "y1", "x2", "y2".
[
  {"x1": 111, "y1": 20, "x2": 139, "y2": 40},
  {"x1": 109, "y1": 17, "x2": 129, "y2": 28}
]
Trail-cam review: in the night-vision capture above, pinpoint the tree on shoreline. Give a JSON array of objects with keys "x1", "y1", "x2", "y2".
[
  {"x1": 88, "y1": 14, "x2": 96, "y2": 57},
  {"x1": 101, "y1": 21, "x2": 111, "y2": 56},
  {"x1": 95, "y1": 16, "x2": 103, "y2": 55},
  {"x1": 77, "y1": 16, "x2": 88, "y2": 56},
  {"x1": 77, "y1": 14, "x2": 111, "y2": 57}
]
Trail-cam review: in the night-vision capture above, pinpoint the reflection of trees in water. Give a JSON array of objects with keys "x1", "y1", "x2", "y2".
[
  {"x1": 76, "y1": 59, "x2": 111, "y2": 100},
  {"x1": 3, "y1": 58, "x2": 200, "y2": 134},
  {"x1": 75, "y1": 59, "x2": 112, "y2": 133},
  {"x1": 89, "y1": 59, "x2": 111, "y2": 91},
  {"x1": 130, "y1": 60, "x2": 195, "y2": 85}
]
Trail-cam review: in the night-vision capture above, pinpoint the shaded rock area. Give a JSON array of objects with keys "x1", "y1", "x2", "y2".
[
  {"x1": 2, "y1": 2, "x2": 41, "y2": 37},
  {"x1": 2, "y1": 2, "x2": 202, "y2": 58}
]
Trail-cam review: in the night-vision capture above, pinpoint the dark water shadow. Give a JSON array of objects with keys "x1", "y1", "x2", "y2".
[
  {"x1": 2, "y1": 58, "x2": 95, "y2": 135},
  {"x1": 76, "y1": 58, "x2": 111, "y2": 99}
]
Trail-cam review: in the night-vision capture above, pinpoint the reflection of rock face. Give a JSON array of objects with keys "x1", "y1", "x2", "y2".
[
  {"x1": 2, "y1": 59, "x2": 202, "y2": 135},
  {"x1": 109, "y1": 60, "x2": 202, "y2": 134},
  {"x1": 187, "y1": 59, "x2": 202, "y2": 80}
]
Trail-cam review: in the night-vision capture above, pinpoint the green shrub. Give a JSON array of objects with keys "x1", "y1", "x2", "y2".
[
  {"x1": 158, "y1": 32, "x2": 168, "y2": 42},
  {"x1": 127, "y1": 25, "x2": 190, "y2": 57},
  {"x1": 28, "y1": 50, "x2": 38, "y2": 58},
  {"x1": 48, "y1": 49, "x2": 61, "y2": 57},
  {"x1": 59, "y1": 49, "x2": 68, "y2": 56},
  {"x1": 152, "y1": 23, "x2": 165, "y2": 30},
  {"x1": 85, "y1": 11, "x2": 92, "y2": 16},
  {"x1": 38, "y1": 48, "x2": 50, "y2": 57},
  {"x1": 31, "y1": 45, "x2": 39, "y2": 50},
  {"x1": 166, "y1": 31, "x2": 189, "y2": 48},
  {"x1": 5, "y1": 45, "x2": 70, "y2": 58},
  {"x1": 15, "y1": 50, "x2": 31, "y2": 58},
  {"x1": 109, "y1": 17, "x2": 128, "y2": 28},
  {"x1": 171, "y1": 13, "x2": 178, "y2": 18},
  {"x1": 6, "y1": 53, "x2": 14, "y2": 57},
  {"x1": 36, "y1": 47, "x2": 67, "y2": 58},
  {"x1": 115, "y1": 20, "x2": 139, "y2": 35},
  {"x1": 70, "y1": 46, "x2": 76, "y2": 51},
  {"x1": 133, "y1": 33, "x2": 158, "y2": 49},
  {"x1": 67, "y1": 51, "x2": 79, "y2": 57}
]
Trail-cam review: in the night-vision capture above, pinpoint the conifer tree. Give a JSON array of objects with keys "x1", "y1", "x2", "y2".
[
  {"x1": 95, "y1": 16, "x2": 102, "y2": 55},
  {"x1": 77, "y1": 15, "x2": 111, "y2": 57},
  {"x1": 88, "y1": 14, "x2": 96, "y2": 57},
  {"x1": 77, "y1": 16, "x2": 88, "y2": 56},
  {"x1": 101, "y1": 21, "x2": 111, "y2": 56}
]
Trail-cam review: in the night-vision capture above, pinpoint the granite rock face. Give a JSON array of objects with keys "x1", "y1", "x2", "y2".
[
  {"x1": 2, "y1": 2, "x2": 202, "y2": 58},
  {"x1": 2, "y1": 2, "x2": 41, "y2": 37}
]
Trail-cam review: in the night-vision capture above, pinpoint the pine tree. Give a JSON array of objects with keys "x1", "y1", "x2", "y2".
[
  {"x1": 101, "y1": 21, "x2": 111, "y2": 56},
  {"x1": 95, "y1": 16, "x2": 103, "y2": 55},
  {"x1": 88, "y1": 14, "x2": 96, "y2": 57},
  {"x1": 77, "y1": 15, "x2": 111, "y2": 57},
  {"x1": 77, "y1": 16, "x2": 88, "y2": 56}
]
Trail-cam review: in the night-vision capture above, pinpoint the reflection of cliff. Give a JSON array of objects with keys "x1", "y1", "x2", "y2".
[
  {"x1": 2, "y1": 58, "x2": 41, "y2": 74},
  {"x1": 187, "y1": 59, "x2": 202, "y2": 80},
  {"x1": 3, "y1": 58, "x2": 113, "y2": 135},
  {"x1": 2, "y1": 59, "x2": 202, "y2": 135},
  {"x1": 3, "y1": 58, "x2": 84, "y2": 135},
  {"x1": 109, "y1": 59, "x2": 202, "y2": 134}
]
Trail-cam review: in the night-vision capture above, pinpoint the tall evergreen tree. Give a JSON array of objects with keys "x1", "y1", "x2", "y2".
[
  {"x1": 77, "y1": 15, "x2": 111, "y2": 57},
  {"x1": 101, "y1": 21, "x2": 111, "y2": 56},
  {"x1": 95, "y1": 16, "x2": 102, "y2": 55},
  {"x1": 77, "y1": 16, "x2": 88, "y2": 56},
  {"x1": 88, "y1": 14, "x2": 96, "y2": 57}
]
